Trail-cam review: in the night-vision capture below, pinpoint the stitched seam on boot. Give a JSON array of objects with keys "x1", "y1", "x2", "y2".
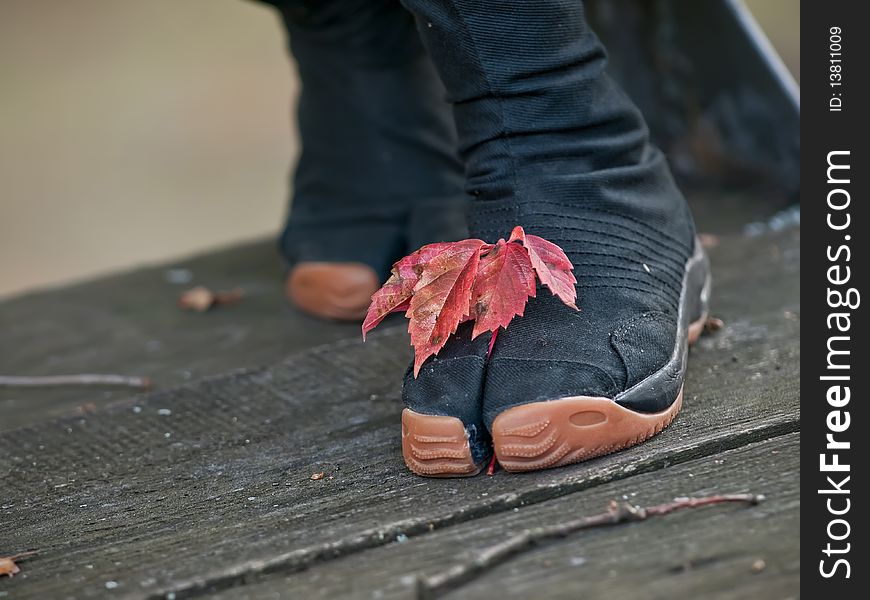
[
  {"x1": 545, "y1": 247, "x2": 686, "y2": 283},
  {"x1": 520, "y1": 212, "x2": 690, "y2": 258},
  {"x1": 541, "y1": 226, "x2": 689, "y2": 266},
  {"x1": 527, "y1": 201, "x2": 694, "y2": 250},
  {"x1": 568, "y1": 263, "x2": 682, "y2": 296}
]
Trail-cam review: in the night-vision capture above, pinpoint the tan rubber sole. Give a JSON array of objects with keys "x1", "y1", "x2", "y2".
[
  {"x1": 491, "y1": 313, "x2": 707, "y2": 473},
  {"x1": 402, "y1": 409, "x2": 483, "y2": 478},
  {"x1": 492, "y1": 389, "x2": 684, "y2": 472}
]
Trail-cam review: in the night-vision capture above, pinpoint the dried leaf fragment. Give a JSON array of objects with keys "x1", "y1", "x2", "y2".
[
  {"x1": 751, "y1": 558, "x2": 766, "y2": 573},
  {"x1": 178, "y1": 286, "x2": 244, "y2": 312},
  {"x1": 0, "y1": 551, "x2": 38, "y2": 578},
  {"x1": 704, "y1": 316, "x2": 724, "y2": 332},
  {"x1": 698, "y1": 233, "x2": 720, "y2": 249}
]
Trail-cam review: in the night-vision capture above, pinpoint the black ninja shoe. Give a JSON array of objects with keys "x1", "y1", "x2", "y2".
[{"x1": 398, "y1": 214, "x2": 710, "y2": 477}]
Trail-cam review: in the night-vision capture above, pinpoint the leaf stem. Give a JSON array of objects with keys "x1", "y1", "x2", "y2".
[{"x1": 486, "y1": 329, "x2": 499, "y2": 359}]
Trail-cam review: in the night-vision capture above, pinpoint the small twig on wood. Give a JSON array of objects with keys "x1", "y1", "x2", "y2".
[
  {"x1": 415, "y1": 493, "x2": 763, "y2": 599},
  {"x1": 0, "y1": 374, "x2": 152, "y2": 389}
]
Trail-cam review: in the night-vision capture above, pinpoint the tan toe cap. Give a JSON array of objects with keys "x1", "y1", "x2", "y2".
[{"x1": 286, "y1": 262, "x2": 379, "y2": 321}]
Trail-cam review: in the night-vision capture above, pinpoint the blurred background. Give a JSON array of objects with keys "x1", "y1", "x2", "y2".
[{"x1": 0, "y1": 0, "x2": 799, "y2": 299}]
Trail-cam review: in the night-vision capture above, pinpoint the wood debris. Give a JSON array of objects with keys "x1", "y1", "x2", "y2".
[
  {"x1": 0, "y1": 551, "x2": 38, "y2": 578},
  {"x1": 178, "y1": 286, "x2": 244, "y2": 312}
]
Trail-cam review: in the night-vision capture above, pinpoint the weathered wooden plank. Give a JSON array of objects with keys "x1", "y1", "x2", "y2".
[
  {"x1": 0, "y1": 227, "x2": 798, "y2": 599},
  {"x1": 0, "y1": 224, "x2": 799, "y2": 598},
  {"x1": 0, "y1": 240, "x2": 366, "y2": 431},
  {"x1": 209, "y1": 433, "x2": 799, "y2": 600}
]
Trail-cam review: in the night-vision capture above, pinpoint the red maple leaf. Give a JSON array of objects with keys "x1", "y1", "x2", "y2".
[
  {"x1": 470, "y1": 238, "x2": 537, "y2": 339},
  {"x1": 509, "y1": 226, "x2": 578, "y2": 309},
  {"x1": 408, "y1": 239, "x2": 485, "y2": 375},
  {"x1": 362, "y1": 227, "x2": 577, "y2": 376},
  {"x1": 361, "y1": 242, "x2": 454, "y2": 338}
]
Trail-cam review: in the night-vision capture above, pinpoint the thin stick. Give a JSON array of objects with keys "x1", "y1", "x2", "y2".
[
  {"x1": 4, "y1": 551, "x2": 39, "y2": 561},
  {"x1": 0, "y1": 375, "x2": 152, "y2": 389},
  {"x1": 415, "y1": 493, "x2": 763, "y2": 599}
]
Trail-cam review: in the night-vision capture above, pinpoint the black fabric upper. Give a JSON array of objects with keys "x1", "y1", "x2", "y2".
[{"x1": 266, "y1": 0, "x2": 470, "y2": 279}]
